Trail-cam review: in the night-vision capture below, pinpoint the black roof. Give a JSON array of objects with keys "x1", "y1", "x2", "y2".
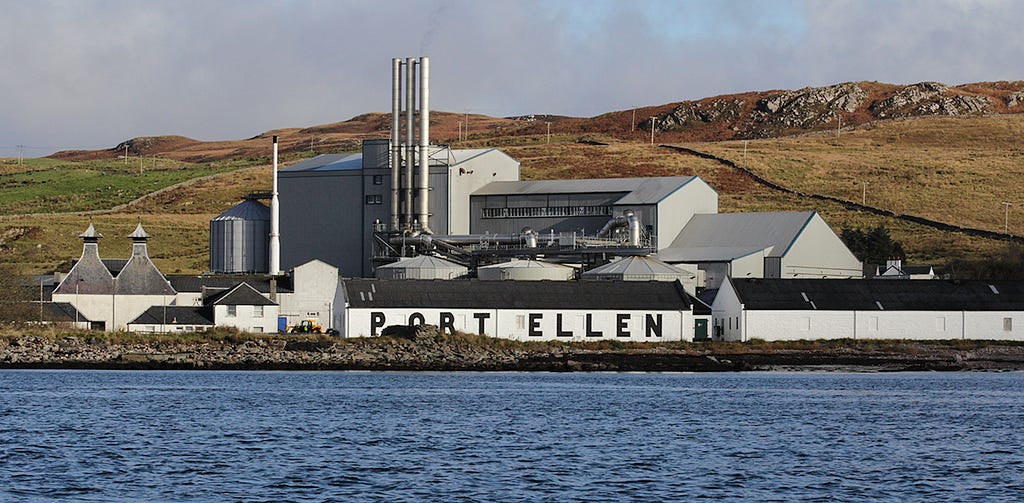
[
  {"x1": 206, "y1": 283, "x2": 277, "y2": 306},
  {"x1": 343, "y1": 279, "x2": 694, "y2": 310},
  {"x1": 167, "y1": 274, "x2": 293, "y2": 294},
  {"x1": 41, "y1": 302, "x2": 89, "y2": 322},
  {"x1": 731, "y1": 279, "x2": 1024, "y2": 311},
  {"x1": 129, "y1": 306, "x2": 215, "y2": 326}
]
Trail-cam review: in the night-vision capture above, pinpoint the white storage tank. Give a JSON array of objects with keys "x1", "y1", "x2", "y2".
[
  {"x1": 375, "y1": 255, "x2": 468, "y2": 280},
  {"x1": 209, "y1": 199, "x2": 270, "y2": 273},
  {"x1": 477, "y1": 259, "x2": 575, "y2": 281},
  {"x1": 582, "y1": 255, "x2": 699, "y2": 295}
]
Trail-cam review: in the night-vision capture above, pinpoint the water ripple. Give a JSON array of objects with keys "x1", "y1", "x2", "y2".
[{"x1": 1, "y1": 371, "x2": 1023, "y2": 501}]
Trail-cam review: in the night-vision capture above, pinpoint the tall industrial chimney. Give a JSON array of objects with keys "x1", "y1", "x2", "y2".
[
  {"x1": 405, "y1": 57, "x2": 416, "y2": 228},
  {"x1": 417, "y1": 56, "x2": 432, "y2": 234},
  {"x1": 390, "y1": 58, "x2": 401, "y2": 231},
  {"x1": 269, "y1": 135, "x2": 281, "y2": 276}
]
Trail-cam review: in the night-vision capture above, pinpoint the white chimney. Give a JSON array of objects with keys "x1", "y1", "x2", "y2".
[{"x1": 269, "y1": 135, "x2": 281, "y2": 276}]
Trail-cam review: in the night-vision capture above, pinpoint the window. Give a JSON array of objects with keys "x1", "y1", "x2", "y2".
[
  {"x1": 482, "y1": 205, "x2": 612, "y2": 219},
  {"x1": 515, "y1": 315, "x2": 526, "y2": 330},
  {"x1": 1005, "y1": 317, "x2": 1013, "y2": 332},
  {"x1": 935, "y1": 317, "x2": 946, "y2": 332},
  {"x1": 365, "y1": 194, "x2": 383, "y2": 205},
  {"x1": 252, "y1": 326, "x2": 263, "y2": 333},
  {"x1": 372, "y1": 175, "x2": 383, "y2": 185},
  {"x1": 227, "y1": 305, "x2": 237, "y2": 317},
  {"x1": 254, "y1": 306, "x2": 264, "y2": 318}
]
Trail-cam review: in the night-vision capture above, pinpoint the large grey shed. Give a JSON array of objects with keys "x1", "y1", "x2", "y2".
[
  {"x1": 375, "y1": 255, "x2": 468, "y2": 280},
  {"x1": 209, "y1": 199, "x2": 270, "y2": 273},
  {"x1": 477, "y1": 259, "x2": 576, "y2": 281}
]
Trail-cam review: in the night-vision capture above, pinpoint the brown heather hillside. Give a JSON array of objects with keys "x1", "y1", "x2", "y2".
[{"x1": 2, "y1": 80, "x2": 1020, "y2": 277}]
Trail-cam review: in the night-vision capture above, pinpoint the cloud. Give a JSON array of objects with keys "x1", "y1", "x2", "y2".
[{"x1": 0, "y1": 0, "x2": 1020, "y2": 157}]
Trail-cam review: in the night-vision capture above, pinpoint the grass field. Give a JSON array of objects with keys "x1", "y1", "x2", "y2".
[{"x1": 2, "y1": 114, "x2": 1022, "y2": 277}]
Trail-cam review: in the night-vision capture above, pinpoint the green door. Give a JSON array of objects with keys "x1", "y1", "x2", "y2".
[{"x1": 694, "y1": 319, "x2": 709, "y2": 341}]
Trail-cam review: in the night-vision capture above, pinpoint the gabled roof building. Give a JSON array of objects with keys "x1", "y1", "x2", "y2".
[{"x1": 712, "y1": 278, "x2": 1024, "y2": 341}]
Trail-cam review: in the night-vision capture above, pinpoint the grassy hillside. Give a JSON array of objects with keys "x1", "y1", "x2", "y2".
[{"x1": 3, "y1": 112, "x2": 1023, "y2": 278}]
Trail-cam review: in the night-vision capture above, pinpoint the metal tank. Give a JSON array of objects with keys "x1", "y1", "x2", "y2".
[
  {"x1": 375, "y1": 255, "x2": 468, "y2": 280},
  {"x1": 477, "y1": 259, "x2": 576, "y2": 281},
  {"x1": 210, "y1": 199, "x2": 271, "y2": 273}
]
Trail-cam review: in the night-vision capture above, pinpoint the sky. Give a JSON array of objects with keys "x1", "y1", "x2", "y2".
[{"x1": 1, "y1": 0, "x2": 1021, "y2": 158}]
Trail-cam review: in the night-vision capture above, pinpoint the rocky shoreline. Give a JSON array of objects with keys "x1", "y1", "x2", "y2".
[{"x1": 3, "y1": 327, "x2": 1024, "y2": 372}]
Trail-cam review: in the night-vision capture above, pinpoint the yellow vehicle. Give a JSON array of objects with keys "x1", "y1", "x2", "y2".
[{"x1": 287, "y1": 319, "x2": 323, "y2": 334}]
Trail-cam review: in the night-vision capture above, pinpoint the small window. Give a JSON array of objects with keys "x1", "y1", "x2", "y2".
[
  {"x1": 935, "y1": 317, "x2": 946, "y2": 332},
  {"x1": 515, "y1": 315, "x2": 526, "y2": 330},
  {"x1": 373, "y1": 175, "x2": 383, "y2": 185},
  {"x1": 800, "y1": 317, "x2": 810, "y2": 331},
  {"x1": 252, "y1": 326, "x2": 263, "y2": 333},
  {"x1": 254, "y1": 306, "x2": 264, "y2": 318},
  {"x1": 1005, "y1": 318, "x2": 1013, "y2": 332},
  {"x1": 365, "y1": 194, "x2": 383, "y2": 205},
  {"x1": 227, "y1": 305, "x2": 237, "y2": 317}
]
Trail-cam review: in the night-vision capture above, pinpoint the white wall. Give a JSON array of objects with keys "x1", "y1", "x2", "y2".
[
  {"x1": 448, "y1": 150, "x2": 521, "y2": 234},
  {"x1": 345, "y1": 307, "x2": 691, "y2": 342},
  {"x1": 52, "y1": 292, "x2": 172, "y2": 331},
  {"x1": 214, "y1": 304, "x2": 280, "y2": 333},
  {"x1": 964, "y1": 312, "x2": 1024, "y2": 340},
  {"x1": 278, "y1": 260, "x2": 339, "y2": 331},
  {"x1": 656, "y1": 178, "x2": 718, "y2": 252},
  {"x1": 781, "y1": 214, "x2": 863, "y2": 278}
]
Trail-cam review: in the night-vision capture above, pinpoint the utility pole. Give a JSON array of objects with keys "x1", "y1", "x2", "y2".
[
  {"x1": 743, "y1": 140, "x2": 748, "y2": 167},
  {"x1": 545, "y1": 122, "x2": 551, "y2": 144},
  {"x1": 837, "y1": 115, "x2": 842, "y2": 141},
  {"x1": 1002, "y1": 202, "x2": 1013, "y2": 234},
  {"x1": 124, "y1": 144, "x2": 129, "y2": 165},
  {"x1": 17, "y1": 144, "x2": 25, "y2": 164},
  {"x1": 632, "y1": 109, "x2": 636, "y2": 132},
  {"x1": 650, "y1": 117, "x2": 657, "y2": 145},
  {"x1": 457, "y1": 121, "x2": 462, "y2": 142},
  {"x1": 859, "y1": 181, "x2": 869, "y2": 205}
]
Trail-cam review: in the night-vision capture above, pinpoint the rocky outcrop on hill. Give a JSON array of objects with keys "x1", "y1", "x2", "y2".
[
  {"x1": 869, "y1": 82, "x2": 992, "y2": 118},
  {"x1": 661, "y1": 98, "x2": 746, "y2": 129},
  {"x1": 653, "y1": 81, "x2": 1008, "y2": 140},
  {"x1": 748, "y1": 82, "x2": 868, "y2": 137},
  {"x1": 1007, "y1": 91, "x2": 1024, "y2": 108}
]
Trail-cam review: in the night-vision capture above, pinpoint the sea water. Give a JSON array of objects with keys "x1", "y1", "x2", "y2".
[{"x1": 1, "y1": 371, "x2": 1022, "y2": 502}]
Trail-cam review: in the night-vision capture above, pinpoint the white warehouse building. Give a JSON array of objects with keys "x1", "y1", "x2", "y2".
[{"x1": 712, "y1": 278, "x2": 1024, "y2": 341}]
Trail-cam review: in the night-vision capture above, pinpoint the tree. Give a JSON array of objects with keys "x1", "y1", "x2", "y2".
[{"x1": 840, "y1": 224, "x2": 906, "y2": 266}]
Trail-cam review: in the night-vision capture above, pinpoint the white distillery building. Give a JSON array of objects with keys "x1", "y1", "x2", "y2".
[
  {"x1": 659, "y1": 211, "x2": 862, "y2": 289},
  {"x1": 712, "y1": 278, "x2": 1024, "y2": 341},
  {"x1": 339, "y1": 278, "x2": 710, "y2": 342},
  {"x1": 52, "y1": 223, "x2": 176, "y2": 331}
]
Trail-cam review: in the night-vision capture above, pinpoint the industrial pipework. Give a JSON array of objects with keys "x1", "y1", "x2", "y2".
[{"x1": 597, "y1": 210, "x2": 642, "y2": 247}]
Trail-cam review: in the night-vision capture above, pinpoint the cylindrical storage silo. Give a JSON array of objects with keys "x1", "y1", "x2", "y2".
[
  {"x1": 375, "y1": 255, "x2": 468, "y2": 280},
  {"x1": 477, "y1": 259, "x2": 575, "y2": 281},
  {"x1": 210, "y1": 199, "x2": 271, "y2": 273}
]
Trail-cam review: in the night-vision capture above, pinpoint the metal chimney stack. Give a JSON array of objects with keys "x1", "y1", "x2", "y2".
[
  {"x1": 390, "y1": 59, "x2": 401, "y2": 231},
  {"x1": 269, "y1": 135, "x2": 281, "y2": 275},
  {"x1": 417, "y1": 56, "x2": 432, "y2": 234},
  {"x1": 405, "y1": 57, "x2": 416, "y2": 229}
]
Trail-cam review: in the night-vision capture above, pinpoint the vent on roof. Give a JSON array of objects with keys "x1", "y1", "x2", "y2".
[
  {"x1": 809, "y1": 301, "x2": 817, "y2": 310},
  {"x1": 989, "y1": 284, "x2": 1000, "y2": 295},
  {"x1": 876, "y1": 301, "x2": 884, "y2": 310},
  {"x1": 359, "y1": 291, "x2": 365, "y2": 301},
  {"x1": 368, "y1": 291, "x2": 374, "y2": 302},
  {"x1": 800, "y1": 292, "x2": 810, "y2": 302}
]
